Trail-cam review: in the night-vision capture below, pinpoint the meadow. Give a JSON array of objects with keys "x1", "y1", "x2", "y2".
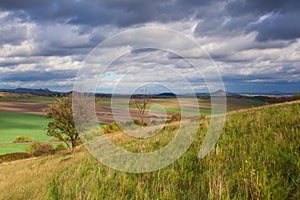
[
  {"x1": 0, "y1": 112, "x2": 51, "y2": 154},
  {"x1": 0, "y1": 101, "x2": 299, "y2": 199}
]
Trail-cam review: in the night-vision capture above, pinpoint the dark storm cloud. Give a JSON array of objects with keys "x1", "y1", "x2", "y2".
[
  {"x1": 221, "y1": 65, "x2": 300, "y2": 86},
  {"x1": 0, "y1": 0, "x2": 211, "y2": 27},
  {"x1": 1, "y1": 0, "x2": 299, "y2": 41},
  {"x1": 226, "y1": 0, "x2": 300, "y2": 16},
  {"x1": 0, "y1": 0, "x2": 48, "y2": 10},
  {"x1": 0, "y1": 0, "x2": 114, "y2": 26},
  {"x1": 1, "y1": 0, "x2": 297, "y2": 44},
  {"x1": 225, "y1": 0, "x2": 300, "y2": 41},
  {"x1": 247, "y1": 13, "x2": 300, "y2": 41},
  {"x1": 1, "y1": 69, "x2": 76, "y2": 82}
]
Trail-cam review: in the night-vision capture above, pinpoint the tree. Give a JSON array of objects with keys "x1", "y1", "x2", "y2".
[
  {"x1": 45, "y1": 96, "x2": 79, "y2": 150},
  {"x1": 131, "y1": 88, "x2": 150, "y2": 126},
  {"x1": 295, "y1": 92, "x2": 300, "y2": 100}
]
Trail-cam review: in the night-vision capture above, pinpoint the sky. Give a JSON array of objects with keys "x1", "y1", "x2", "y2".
[{"x1": 0, "y1": 0, "x2": 299, "y2": 94}]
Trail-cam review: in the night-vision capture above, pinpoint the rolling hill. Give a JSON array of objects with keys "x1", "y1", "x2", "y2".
[{"x1": 0, "y1": 101, "x2": 299, "y2": 199}]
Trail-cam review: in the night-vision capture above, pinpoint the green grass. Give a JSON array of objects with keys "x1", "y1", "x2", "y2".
[
  {"x1": 0, "y1": 101, "x2": 299, "y2": 199},
  {"x1": 143, "y1": 105, "x2": 212, "y2": 115},
  {"x1": 0, "y1": 111, "x2": 72, "y2": 155},
  {"x1": 0, "y1": 143, "x2": 30, "y2": 154},
  {"x1": 0, "y1": 112, "x2": 51, "y2": 143}
]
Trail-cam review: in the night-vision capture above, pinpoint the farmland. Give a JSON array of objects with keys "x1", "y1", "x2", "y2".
[
  {"x1": 0, "y1": 112, "x2": 50, "y2": 142},
  {"x1": 0, "y1": 93, "x2": 273, "y2": 155},
  {"x1": 95, "y1": 96, "x2": 266, "y2": 123},
  {"x1": 0, "y1": 101, "x2": 299, "y2": 199},
  {"x1": 0, "y1": 112, "x2": 51, "y2": 154},
  {"x1": 0, "y1": 92, "x2": 56, "y2": 103}
]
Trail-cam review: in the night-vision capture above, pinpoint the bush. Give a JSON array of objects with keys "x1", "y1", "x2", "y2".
[
  {"x1": 13, "y1": 136, "x2": 32, "y2": 143},
  {"x1": 55, "y1": 143, "x2": 67, "y2": 152},
  {"x1": 26, "y1": 142, "x2": 55, "y2": 156},
  {"x1": 294, "y1": 92, "x2": 300, "y2": 100},
  {"x1": 25, "y1": 142, "x2": 41, "y2": 154},
  {"x1": 166, "y1": 113, "x2": 181, "y2": 123},
  {"x1": 33, "y1": 144, "x2": 55, "y2": 157},
  {"x1": 49, "y1": 137, "x2": 60, "y2": 142},
  {"x1": 102, "y1": 122, "x2": 121, "y2": 134},
  {"x1": 133, "y1": 119, "x2": 147, "y2": 126},
  {"x1": 133, "y1": 119, "x2": 143, "y2": 126},
  {"x1": 0, "y1": 152, "x2": 31, "y2": 163}
]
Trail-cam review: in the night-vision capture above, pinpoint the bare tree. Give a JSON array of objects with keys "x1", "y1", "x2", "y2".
[{"x1": 132, "y1": 88, "x2": 150, "y2": 126}]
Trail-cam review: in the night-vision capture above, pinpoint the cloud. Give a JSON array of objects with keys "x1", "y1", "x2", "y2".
[
  {"x1": 225, "y1": 0, "x2": 300, "y2": 16},
  {"x1": 225, "y1": 0, "x2": 300, "y2": 41},
  {"x1": 0, "y1": 0, "x2": 213, "y2": 27},
  {"x1": 0, "y1": 0, "x2": 299, "y2": 93},
  {"x1": 1, "y1": 69, "x2": 76, "y2": 82},
  {"x1": 247, "y1": 12, "x2": 300, "y2": 41}
]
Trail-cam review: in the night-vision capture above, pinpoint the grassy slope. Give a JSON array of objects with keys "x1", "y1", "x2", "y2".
[{"x1": 0, "y1": 102, "x2": 299, "y2": 199}]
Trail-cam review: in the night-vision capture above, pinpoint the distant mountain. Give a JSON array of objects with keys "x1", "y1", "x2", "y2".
[
  {"x1": 210, "y1": 90, "x2": 239, "y2": 97},
  {"x1": 0, "y1": 88, "x2": 65, "y2": 96},
  {"x1": 152, "y1": 93, "x2": 177, "y2": 98},
  {"x1": 269, "y1": 90, "x2": 294, "y2": 95},
  {"x1": 14, "y1": 88, "x2": 50, "y2": 94},
  {"x1": 152, "y1": 90, "x2": 239, "y2": 98},
  {"x1": 240, "y1": 91, "x2": 295, "y2": 96}
]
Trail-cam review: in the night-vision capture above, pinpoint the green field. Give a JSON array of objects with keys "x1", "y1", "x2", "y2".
[
  {"x1": 0, "y1": 101, "x2": 299, "y2": 199},
  {"x1": 0, "y1": 143, "x2": 30, "y2": 154},
  {"x1": 0, "y1": 112, "x2": 51, "y2": 154},
  {"x1": 0, "y1": 112, "x2": 50, "y2": 143}
]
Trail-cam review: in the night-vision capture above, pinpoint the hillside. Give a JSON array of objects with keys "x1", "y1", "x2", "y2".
[{"x1": 0, "y1": 101, "x2": 299, "y2": 199}]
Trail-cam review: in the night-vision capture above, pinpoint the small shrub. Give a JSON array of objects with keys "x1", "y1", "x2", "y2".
[
  {"x1": 33, "y1": 143, "x2": 55, "y2": 157},
  {"x1": 25, "y1": 142, "x2": 42, "y2": 154},
  {"x1": 49, "y1": 137, "x2": 60, "y2": 142},
  {"x1": 26, "y1": 142, "x2": 55, "y2": 156},
  {"x1": 102, "y1": 122, "x2": 121, "y2": 134},
  {"x1": 13, "y1": 136, "x2": 32, "y2": 143},
  {"x1": 166, "y1": 114, "x2": 181, "y2": 123},
  {"x1": 294, "y1": 92, "x2": 300, "y2": 100},
  {"x1": 133, "y1": 119, "x2": 143, "y2": 126},
  {"x1": 0, "y1": 152, "x2": 31, "y2": 163},
  {"x1": 55, "y1": 143, "x2": 67, "y2": 152}
]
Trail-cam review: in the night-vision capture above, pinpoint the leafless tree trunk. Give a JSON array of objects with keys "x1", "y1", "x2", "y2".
[{"x1": 132, "y1": 88, "x2": 150, "y2": 126}]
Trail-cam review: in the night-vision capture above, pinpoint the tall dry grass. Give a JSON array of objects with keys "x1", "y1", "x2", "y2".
[{"x1": 0, "y1": 101, "x2": 299, "y2": 199}]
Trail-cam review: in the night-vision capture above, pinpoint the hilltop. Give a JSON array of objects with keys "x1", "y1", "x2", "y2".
[
  {"x1": 0, "y1": 88, "x2": 65, "y2": 96},
  {"x1": 0, "y1": 101, "x2": 299, "y2": 199}
]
